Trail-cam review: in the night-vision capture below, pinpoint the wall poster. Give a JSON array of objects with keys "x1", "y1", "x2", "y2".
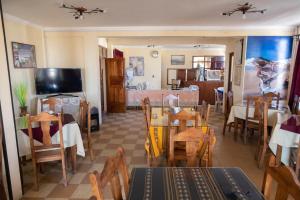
[
  {"x1": 244, "y1": 36, "x2": 293, "y2": 99},
  {"x1": 129, "y1": 56, "x2": 144, "y2": 76}
]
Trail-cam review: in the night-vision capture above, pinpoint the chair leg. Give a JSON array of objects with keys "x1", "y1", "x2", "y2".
[
  {"x1": 234, "y1": 118, "x2": 238, "y2": 141},
  {"x1": 61, "y1": 158, "x2": 67, "y2": 187},
  {"x1": 33, "y1": 163, "x2": 39, "y2": 191},
  {"x1": 222, "y1": 118, "x2": 227, "y2": 136},
  {"x1": 258, "y1": 144, "x2": 267, "y2": 168},
  {"x1": 87, "y1": 136, "x2": 94, "y2": 161},
  {"x1": 71, "y1": 146, "x2": 77, "y2": 174}
]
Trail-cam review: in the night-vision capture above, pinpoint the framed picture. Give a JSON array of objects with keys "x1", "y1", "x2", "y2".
[
  {"x1": 12, "y1": 42, "x2": 37, "y2": 68},
  {"x1": 129, "y1": 56, "x2": 144, "y2": 76},
  {"x1": 243, "y1": 36, "x2": 293, "y2": 99},
  {"x1": 171, "y1": 55, "x2": 185, "y2": 65},
  {"x1": 234, "y1": 65, "x2": 242, "y2": 86},
  {"x1": 235, "y1": 39, "x2": 244, "y2": 65}
]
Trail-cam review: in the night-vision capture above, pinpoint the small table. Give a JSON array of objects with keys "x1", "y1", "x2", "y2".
[
  {"x1": 269, "y1": 113, "x2": 300, "y2": 165},
  {"x1": 128, "y1": 167, "x2": 263, "y2": 200},
  {"x1": 16, "y1": 114, "x2": 85, "y2": 157}
]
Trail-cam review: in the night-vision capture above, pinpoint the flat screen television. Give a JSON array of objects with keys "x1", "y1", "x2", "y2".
[{"x1": 35, "y1": 68, "x2": 82, "y2": 95}]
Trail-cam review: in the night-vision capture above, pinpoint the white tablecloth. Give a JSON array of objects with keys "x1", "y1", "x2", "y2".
[
  {"x1": 17, "y1": 122, "x2": 85, "y2": 157},
  {"x1": 269, "y1": 113, "x2": 300, "y2": 165},
  {"x1": 227, "y1": 104, "x2": 281, "y2": 127}
]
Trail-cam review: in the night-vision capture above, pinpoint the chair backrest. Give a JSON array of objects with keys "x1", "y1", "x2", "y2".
[
  {"x1": 197, "y1": 128, "x2": 216, "y2": 167},
  {"x1": 245, "y1": 96, "x2": 265, "y2": 121},
  {"x1": 214, "y1": 88, "x2": 222, "y2": 102},
  {"x1": 262, "y1": 155, "x2": 300, "y2": 200},
  {"x1": 27, "y1": 112, "x2": 64, "y2": 149},
  {"x1": 79, "y1": 100, "x2": 91, "y2": 134},
  {"x1": 200, "y1": 101, "x2": 211, "y2": 125},
  {"x1": 41, "y1": 97, "x2": 60, "y2": 112},
  {"x1": 169, "y1": 127, "x2": 208, "y2": 167},
  {"x1": 263, "y1": 92, "x2": 280, "y2": 109},
  {"x1": 292, "y1": 95, "x2": 300, "y2": 115},
  {"x1": 141, "y1": 97, "x2": 151, "y2": 131},
  {"x1": 162, "y1": 93, "x2": 180, "y2": 108},
  {"x1": 168, "y1": 110, "x2": 199, "y2": 132},
  {"x1": 89, "y1": 147, "x2": 129, "y2": 200}
]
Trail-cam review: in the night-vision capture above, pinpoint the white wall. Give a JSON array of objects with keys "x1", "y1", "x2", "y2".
[
  {"x1": 0, "y1": 14, "x2": 22, "y2": 200},
  {"x1": 119, "y1": 47, "x2": 162, "y2": 89},
  {"x1": 44, "y1": 32, "x2": 102, "y2": 122},
  {"x1": 4, "y1": 17, "x2": 45, "y2": 115}
]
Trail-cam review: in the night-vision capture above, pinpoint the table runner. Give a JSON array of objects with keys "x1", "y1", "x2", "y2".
[
  {"x1": 280, "y1": 115, "x2": 300, "y2": 134},
  {"x1": 21, "y1": 114, "x2": 75, "y2": 143},
  {"x1": 128, "y1": 167, "x2": 263, "y2": 200}
]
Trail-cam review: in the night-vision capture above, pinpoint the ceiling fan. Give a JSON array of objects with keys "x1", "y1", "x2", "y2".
[
  {"x1": 60, "y1": 3, "x2": 105, "y2": 20},
  {"x1": 222, "y1": 2, "x2": 266, "y2": 19}
]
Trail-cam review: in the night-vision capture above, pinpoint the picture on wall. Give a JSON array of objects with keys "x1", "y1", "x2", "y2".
[
  {"x1": 12, "y1": 42, "x2": 37, "y2": 68},
  {"x1": 129, "y1": 56, "x2": 144, "y2": 76},
  {"x1": 171, "y1": 55, "x2": 185, "y2": 65},
  {"x1": 244, "y1": 36, "x2": 293, "y2": 99}
]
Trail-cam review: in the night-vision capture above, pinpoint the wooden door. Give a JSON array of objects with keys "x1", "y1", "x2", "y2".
[
  {"x1": 105, "y1": 58, "x2": 126, "y2": 113},
  {"x1": 99, "y1": 47, "x2": 107, "y2": 112}
]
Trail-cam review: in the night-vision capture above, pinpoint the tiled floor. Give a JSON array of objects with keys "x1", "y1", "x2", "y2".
[{"x1": 21, "y1": 108, "x2": 265, "y2": 199}]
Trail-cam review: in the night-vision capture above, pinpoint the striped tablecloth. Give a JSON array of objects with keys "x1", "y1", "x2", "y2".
[{"x1": 128, "y1": 167, "x2": 263, "y2": 200}]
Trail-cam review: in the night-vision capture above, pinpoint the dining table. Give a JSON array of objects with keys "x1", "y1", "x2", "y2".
[
  {"x1": 16, "y1": 113, "x2": 85, "y2": 158},
  {"x1": 227, "y1": 101, "x2": 290, "y2": 127},
  {"x1": 128, "y1": 167, "x2": 264, "y2": 200},
  {"x1": 269, "y1": 113, "x2": 300, "y2": 166}
]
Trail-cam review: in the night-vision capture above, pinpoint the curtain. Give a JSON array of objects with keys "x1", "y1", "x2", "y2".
[
  {"x1": 289, "y1": 41, "x2": 300, "y2": 107},
  {"x1": 113, "y1": 48, "x2": 124, "y2": 58}
]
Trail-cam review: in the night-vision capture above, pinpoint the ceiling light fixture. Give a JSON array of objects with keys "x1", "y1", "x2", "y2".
[
  {"x1": 60, "y1": 3, "x2": 105, "y2": 20},
  {"x1": 222, "y1": 2, "x2": 266, "y2": 19}
]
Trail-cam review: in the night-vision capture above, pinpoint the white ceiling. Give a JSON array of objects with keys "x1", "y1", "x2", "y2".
[{"x1": 2, "y1": 0, "x2": 300, "y2": 28}]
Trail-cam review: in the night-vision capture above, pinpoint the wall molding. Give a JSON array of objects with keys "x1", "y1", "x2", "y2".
[{"x1": 3, "y1": 13, "x2": 43, "y2": 30}]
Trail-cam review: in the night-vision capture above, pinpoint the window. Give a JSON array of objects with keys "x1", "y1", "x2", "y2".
[{"x1": 192, "y1": 56, "x2": 225, "y2": 69}]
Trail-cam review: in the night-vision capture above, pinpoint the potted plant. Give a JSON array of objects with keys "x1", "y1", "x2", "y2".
[{"x1": 14, "y1": 83, "x2": 28, "y2": 116}]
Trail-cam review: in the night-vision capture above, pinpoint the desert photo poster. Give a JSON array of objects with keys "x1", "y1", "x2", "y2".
[{"x1": 244, "y1": 36, "x2": 293, "y2": 99}]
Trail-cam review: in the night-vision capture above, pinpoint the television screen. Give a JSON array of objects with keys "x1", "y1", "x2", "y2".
[{"x1": 35, "y1": 68, "x2": 82, "y2": 95}]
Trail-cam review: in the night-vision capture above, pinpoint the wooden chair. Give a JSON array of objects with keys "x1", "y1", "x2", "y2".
[
  {"x1": 198, "y1": 101, "x2": 211, "y2": 126},
  {"x1": 243, "y1": 96, "x2": 264, "y2": 144},
  {"x1": 214, "y1": 88, "x2": 223, "y2": 112},
  {"x1": 292, "y1": 95, "x2": 300, "y2": 115},
  {"x1": 141, "y1": 98, "x2": 161, "y2": 166},
  {"x1": 168, "y1": 110, "x2": 199, "y2": 133},
  {"x1": 256, "y1": 101, "x2": 269, "y2": 168},
  {"x1": 198, "y1": 128, "x2": 216, "y2": 167},
  {"x1": 262, "y1": 155, "x2": 300, "y2": 200},
  {"x1": 89, "y1": 147, "x2": 130, "y2": 200},
  {"x1": 41, "y1": 97, "x2": 61, "y2": 113},
  {"x1": 79, "y1": 100, "x2": 94, "y2": 161},
  {"x1": 169, "y1": 127, "x2": 210, "y2": 167},
  {"x1": 263, "y1": 92, "x2": 280, "y2": 109},
  {"x1": 27, "y1": 112, "x2": 67, "y2": 190}
]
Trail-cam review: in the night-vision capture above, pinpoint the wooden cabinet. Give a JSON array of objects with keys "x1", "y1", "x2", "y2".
[
  {"x1": 105, "y1": 58, "x2": 126, "y2": 113},
  {"x1": 183, "y1": 81, "x2": 224, "y2": 105}
]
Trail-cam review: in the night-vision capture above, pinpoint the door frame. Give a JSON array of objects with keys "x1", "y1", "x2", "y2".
[{"x1": 227, "y1": 52, "x2": 234, "y2": 92}]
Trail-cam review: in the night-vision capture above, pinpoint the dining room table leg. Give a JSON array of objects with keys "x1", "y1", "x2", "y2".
[{"x1": 70, "y1": 145, "x2": 77, "y2": 174}]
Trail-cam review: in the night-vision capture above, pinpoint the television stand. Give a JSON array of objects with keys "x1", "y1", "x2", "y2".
[{"x1": 46, "y1": 93, "x2": 78, "y2": 98}]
